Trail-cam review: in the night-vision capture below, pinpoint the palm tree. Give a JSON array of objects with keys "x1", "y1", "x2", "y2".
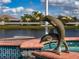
[
  {"x1": 0, "y1": 18, "x2": 3, "y2": 21},
  {"x1": 21, "y1": 14, "x2": 32, "y2": 22},
  {"x1": 32, "y1": 11, "x2": 43, "y2": 22},
  {"x1": 21, "y1": 11, "x2": 44, "y2": 22},
  {"x1": 0, "y1": 17, "x2": 9, "y2": 22},
  {"x1": 21, "y1": 16, "x2": 25, "y2": 22},
  {"x1": 3, "y1": 17, "x2": 9, "y2": 22},
  {"x1": 58, "y1": 15, "x2": 74, "y2": 24},
  {"x1": 72, "y1": 17, "x2": 78, "y2": 22}
]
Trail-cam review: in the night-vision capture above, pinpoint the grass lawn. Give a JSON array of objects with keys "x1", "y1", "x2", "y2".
[
  {"x1": 0, "y1": 25, "x2": 45, "y2": 30},
  {"x1": 0, "y1": 25, "x2": 79, "y2": 30}
]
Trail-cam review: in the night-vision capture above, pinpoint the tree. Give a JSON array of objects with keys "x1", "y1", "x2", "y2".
[
  {"x1": 0, "y1": 17, "x2": 9, "y2": 22},
  {"x1": 32, "y1": 11, "x2": 44, "y2": 22},
  {"x1": 21, "y1": 14, "x2": 32, "y2": 22},
  {"x1": 3, "y1": 17, "x2": 9, "y2": 22},
  {"x1": 21, "y1": 11, "x2": 44, "y2": 22},
  {"x1": 72, "y1": 17, "x2": 78, "y2": 22},
  {"x1": 0, "y1": 18, "x2": 3, "y2": 21},
  {"x1": 58, "y1": 15, "x2": 74, "y2": 24}
]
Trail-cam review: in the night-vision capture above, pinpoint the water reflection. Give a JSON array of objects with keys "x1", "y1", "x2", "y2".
[
  {"x1": 0, "y1": 29, "x2": 79, "y2": 38},
  {"x1": 66, "y1": 29, "x2": 79, "y2": 37}
]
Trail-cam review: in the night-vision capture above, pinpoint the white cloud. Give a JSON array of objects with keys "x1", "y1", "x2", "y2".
[
  {"x1": 25, "y1": 8, "x2": 35, "y2": 14},
  {"x1": 41, "y1": 0, "x2": 79, "y2": 9},
  {"x1": 41, "y1": 0, "x2": 71, "y2": 6},
  {"x1": 41, "y1": 0, "x2": 79, "y2": 18},
  {"x1": 2, "y1": 6, "x2": 35, "y2": 14},
  {"x1": 16, "y1": 7, "x2": 24, "y2": 12},
  {"x1": 60, "y1": 8, "x2": 79, "y2": 18},
  {"x1": 3, "y1": 8, "x2": 16, "y2": 13},
  {"x1": 3, "y1": 8, "x2": 10, "y2": 12},
  {"x1": 2, "y1": 6, "x2": 10, "y2": 12},
  {"x1": 60, "y1": 10, "x2": 70, "y2": 16},
  {"x1": 25, "y1": 8, "x2": 34, "y2": 12},
  {"x1": 1, "y1": 6, "x2": 36, "y2": 17},
  {"x1": 1, "y1": 0, "x2": 11, "y2": 3},
  {"x1": 74, "y1": 1, "x2": 79, "y2": 8},
  {"x1": 2, "y1": 7, "x2": 24, "y2": 13},
  {"x1": 11, "y1": 8, "x2": 17, "y2": 13},
  {"x1": 63, "y1": 10, "x2": 70, "y2": 14}
]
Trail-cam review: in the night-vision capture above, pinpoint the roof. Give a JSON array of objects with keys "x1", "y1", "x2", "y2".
[
  {"x1": 0, "y1": 14, "x2": 21, "y2": 21},
  {"x1": 0, "y1": 14, "x2": 17, "y2": 19}
]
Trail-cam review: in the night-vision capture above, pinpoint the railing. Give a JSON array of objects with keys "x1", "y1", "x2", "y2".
[
  {"x1": 0, "y1": 21, "x2": 79, "y2": 26},
  {"x1": 66, "y1": 22, "x2": 79, "y2": 26},
  {"x1": 0, "y1": 22, "x2": 41, "y2": 25}
]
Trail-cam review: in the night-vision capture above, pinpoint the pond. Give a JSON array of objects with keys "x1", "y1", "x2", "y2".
[{"x1": 0, "y1": 29, "x2": 79, "y2": 38}]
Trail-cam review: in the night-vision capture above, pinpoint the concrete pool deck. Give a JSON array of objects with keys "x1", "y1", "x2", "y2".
[
  {"x1": 0, "y1": 37, "x2": 79, "y2": 47},
  {"x1": 0, "y1": 37, "x2": 43, "y2": 49},
  {"x1": 32, "y1": 51, "x2": 79, "y2": 59}
]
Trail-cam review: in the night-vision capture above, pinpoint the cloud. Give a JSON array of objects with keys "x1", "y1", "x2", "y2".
[
  {"x1": 1, "y1": 6, "x2": 10, "y2": 12},
  {"x1": 25, "y1": 8, "x2": 34, "y2": 14},
  {"x1": 41, "y1": 0, "x2": 79, "y2": 10},
  {"x1": 41, "y1": 0, "x2": 79, "y2": 18},
  {"x1": 1, "y1": 6, "x2": 39, "y2": 14},
  {"x1": 41, "y1": 0, "x2": 79, "y2": 9},
  {"x1": 1, "y1": 6, "x2": 36, "y2": 17},
  {"x1": 16, "y1": 7, "x2": 24, "y2": 12},
  {"x1": 60, "y1": 10, "x2": 71, "y2": 16},
  {"x1": 74, "y1": 1, "x2": 79, "y2": 8},
  {"x1": 41, "y1": 0, "x2": 71, "y2": 6},
  {"x1": 2, "y1": 6, "x2": 35, "y2": 13},
  {"x1": 1, "y1": 0, "x2": 11, "y2": 3},
  {"x1": 60, "y1": 8, "x2": 79, "y2": 18},
  {"x1": 3, "y1": 8, "x2": 10, "y2": 12},
  {"x1": 2, "y1": 7, "x2": 24, "y2": 13}
]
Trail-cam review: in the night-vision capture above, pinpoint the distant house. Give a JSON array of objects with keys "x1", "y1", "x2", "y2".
[{"x1": 0, "y1": 14, "x2": 21, "y2": 22}]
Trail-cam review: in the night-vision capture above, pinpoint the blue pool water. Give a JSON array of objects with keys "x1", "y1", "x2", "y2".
[
  {"x1": 0, "y1": 46, "x2": 21, "y2": 59},
  {"x1": 42, "y1": 41, "x2": 79, "y2": 52}
]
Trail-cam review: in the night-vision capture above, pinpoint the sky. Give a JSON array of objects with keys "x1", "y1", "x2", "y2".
[{"x1": 0, "y1": 0, "x2": 79, "y2": 18}]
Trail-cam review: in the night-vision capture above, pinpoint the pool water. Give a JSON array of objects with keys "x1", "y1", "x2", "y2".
[
  {"x1": 0, "y1": 46, "x2": 21, "y2": 59},
  {"x1": 42, "y1": 40, "x2": 79, "y2": 52}
]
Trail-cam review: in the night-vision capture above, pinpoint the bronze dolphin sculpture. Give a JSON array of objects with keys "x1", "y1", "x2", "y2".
[{"x1": 40, "y1": 15, "x2": 69, "y2": 54}]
